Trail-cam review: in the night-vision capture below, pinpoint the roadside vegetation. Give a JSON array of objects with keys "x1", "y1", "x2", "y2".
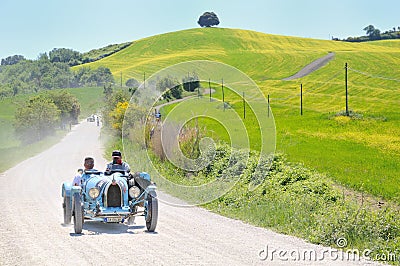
[
  {"x1": 102, "y1": 93, "x2": 400, "y2": 262},
  {"x1": 152, "y1": 142, "x2": 400, "y2": 261},
  {"x1": 0, "y1": 87, "x2": 104, "y2": 172}
]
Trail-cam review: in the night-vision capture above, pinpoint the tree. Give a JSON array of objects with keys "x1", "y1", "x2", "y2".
[
  {"x1": 170, "y1": 85, "x2": 182, "y2": 99},
  {"x1": 371, "y1": 29, "x2": 381, "y2": 39},
  {"x1": 0, "y1": 84, "x2": 13, "y2": 99},
  {"x1": 49, "y1": 48, "x2": 82, "y2": 66},
  {"x1": 103, "y1": 90, "x2": 131, "y2": 129},
  {"x1": 197, "y1": 12, "x2": 220, "y2": 27},
  {"x1": 72, "y1": 66, "x2": 114, "y2": 87},
  {"x1": 126, "y1": 78, "x2": 139, "y2": 88},
  {"x1": 182, "y1": 72, "x2": 200, "y2": 92},
  {"x1": 363, "y1": 25, "x2": 381, "y2": 40},
  {"x1": 14, "y1": 95, "x2": 60, "y2": 143},
  {"x1": 91, "y1": 66, "x2": 114, "y2": 86},
  {"x1": 47, "y1": 90, "x2": 80, "y2": 125},
  {"x1": 1, "y1": 55, "x2": 25, "y2": 66},
  {"x1": 363, "y1": 25, "x2": 376, "y2": 36},
  {"x1": 37, "y1": 53, "x2": 49, "y2": 61},
  {"x1": 156, "y1": 76, "x2": 181, "y2": 101}
]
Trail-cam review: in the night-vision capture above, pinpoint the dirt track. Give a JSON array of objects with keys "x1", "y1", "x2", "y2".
[
  {"x1": 0, "y1": 121, "x2": 377, "y2": 265},
  {"x1": 282, "y1": 53, "x2": 335, "y2": 80}
]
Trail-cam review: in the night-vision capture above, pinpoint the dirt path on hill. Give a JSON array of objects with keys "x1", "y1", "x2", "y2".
[{"x1": 282, "y1": 52, "x2": 335, "y2": 80}]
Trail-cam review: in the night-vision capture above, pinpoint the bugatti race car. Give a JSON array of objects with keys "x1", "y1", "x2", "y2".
[{"x1": 61, "y1": 168, "x2": 158, "y2": 234}]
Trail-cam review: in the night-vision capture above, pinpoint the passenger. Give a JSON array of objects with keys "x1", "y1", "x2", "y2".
[
  {"x1": 105, "y1": 150, "x2": 131, "y2": 174},
  {"x1": 72, "y1": 157, "x2": 96, "y2": 186}
]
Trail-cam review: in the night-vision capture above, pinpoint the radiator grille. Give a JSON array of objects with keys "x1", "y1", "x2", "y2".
[{"x1": 106, "y1": 184, "x2": 122, "y2": 207}]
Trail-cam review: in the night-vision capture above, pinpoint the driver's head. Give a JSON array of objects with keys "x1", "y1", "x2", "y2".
[
  {"x1": 112, "y1": 150, "x2": 122, "y2": 164},
  {"x1": 84, "y1": 157, "x2": 94, "y2": 170}
]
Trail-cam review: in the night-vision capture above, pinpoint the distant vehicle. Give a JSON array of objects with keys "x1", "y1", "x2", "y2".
[
  {"x1": 61, "y1": 168, "x2": 158, "y2": 234},
  {"x1": 87, "y1": 115, "x2": 95, "y2": 122}
]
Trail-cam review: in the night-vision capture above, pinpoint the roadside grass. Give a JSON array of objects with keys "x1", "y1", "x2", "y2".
[
  {"x1": 125, "y1": 138, "x2": 400, "y2": 262},
  {"x1": 0, "y1": 87, "x2": 104, "y2": 172},
  {"x1": 105, "y1": 125, "x2": 400, "y2": 263},
  {"x1": 274, "y1": 109, "x2": 400, "y2": 200}
]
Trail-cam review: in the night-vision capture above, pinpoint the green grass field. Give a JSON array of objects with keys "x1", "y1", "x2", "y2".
[
  {"x1": 0, "y1": 87, "x2": 104, "y2": 172},
  {"x1": 77, "y1": 27, "x2": 400, "y2": 201}
]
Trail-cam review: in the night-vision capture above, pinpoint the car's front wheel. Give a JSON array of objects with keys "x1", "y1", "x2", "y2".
[
  {"x1": 63, "y1": 193, "x2": 71, "y2": 224},
  {"x1": 73, "y1": 193, "x2": 83, "y2": 234},
  {"x1": 145, "y1": 191, "x2": 158, "y2": 232}
]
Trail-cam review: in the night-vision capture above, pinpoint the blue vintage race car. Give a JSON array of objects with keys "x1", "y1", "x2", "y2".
[{"x1": 61, "y1": 168, "x2": 158, "y2": 234}]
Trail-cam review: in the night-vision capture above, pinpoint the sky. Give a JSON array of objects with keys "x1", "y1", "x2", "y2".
[{"x1": 1, "y1": 0, "x2": 399, "y2": 60}]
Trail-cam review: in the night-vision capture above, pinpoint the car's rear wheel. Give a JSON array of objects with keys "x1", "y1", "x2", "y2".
[
  {"x1": 63, "y1": 193, "x2": 71, "y2": 224},
  {"x1": 145, "y1": 191, "x2": 158, "y2": 232},
  {"x1": 73, "y1": 193, "x2": 83, "y2": 234}
]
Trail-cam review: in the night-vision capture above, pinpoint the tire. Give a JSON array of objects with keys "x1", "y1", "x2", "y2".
[
  {"x1": 73, "y1": 193, "x2": 83, "y2": 234},
  {"x1": 145, "y1": 191, "x2": 158, "y2": 232},
  {"x1": 63, "y1": 194, "x2": 72, "y2": 224}
]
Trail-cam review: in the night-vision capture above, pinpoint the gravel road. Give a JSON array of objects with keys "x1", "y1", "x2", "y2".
[
  {"x1": 282, "y1": 52, "x2": 335, "y2": 81},
  {"x1": 0, "y1": 120, "x2": 377, "y2": 265}
]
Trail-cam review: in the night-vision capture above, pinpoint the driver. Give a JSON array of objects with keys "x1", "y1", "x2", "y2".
[
  {"x1": 105, "y1": 150, "x2": 131, "y2": 174},
  {"x1": 72, "y1": 157, "x2": 97, "y2": 186}
]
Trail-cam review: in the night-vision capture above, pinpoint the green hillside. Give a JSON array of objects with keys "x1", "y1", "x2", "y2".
[
  {"x1": 78, "y1": 28, "x2": 400, "y2": 201},
  {"x1": 78, "y1": 27, "x2": 399, "y2": 81}
]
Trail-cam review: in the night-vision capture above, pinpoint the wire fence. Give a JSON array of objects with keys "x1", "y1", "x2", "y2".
[
  {"x1": 348, "y1": 67, "x2": 400, "y2": 83},
  {"x1": 122, "y1": 63, "x2": 399, "y2": 117},
  {"x1": 270, "y1": 69, "x2": 343, "y2": 102}
]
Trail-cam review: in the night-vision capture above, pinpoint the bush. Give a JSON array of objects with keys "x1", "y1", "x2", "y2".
[{"x1": 14, "y1": 95, "x2": 60, "y2": 143}]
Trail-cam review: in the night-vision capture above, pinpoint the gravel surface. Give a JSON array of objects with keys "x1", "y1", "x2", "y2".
[{"x1": 0, "y1": 120, "x2": 378, "y2": 265}]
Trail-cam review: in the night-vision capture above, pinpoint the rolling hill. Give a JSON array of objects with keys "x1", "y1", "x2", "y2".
[{"x1": 76, "y1": 27, "x2": 400, "y2": 200}]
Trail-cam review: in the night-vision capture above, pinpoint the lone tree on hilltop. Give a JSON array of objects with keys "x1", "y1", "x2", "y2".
[
  {"x1": 198, "y1": 12, "x2": 220, "y2": 27},
  {"x1": 363, "y1": 24, "x2": 381, "y2": 40}
]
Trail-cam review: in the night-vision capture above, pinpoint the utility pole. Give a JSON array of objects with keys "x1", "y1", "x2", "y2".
[
  {"x1": 267, "y1": 94, "x2": 270, "y2": 117},
  {"x1": 243, "y1": 92, "x2": 246, "y2": 119},
  {"x1": 300, "y1": 83, "x2": 303, "y2": 116},
  {"x1": 222, "y1": 78, "x2": 225, "y2": 111},
  {"x1": 345, "y1": 62, "x2": 349, "y2": 116},
  {"x1": 188, "y1": 72, "x2": 190, "y2": 93},
  {"x1": 209, "y1": 78, "x2": 211, "y2": 102}
]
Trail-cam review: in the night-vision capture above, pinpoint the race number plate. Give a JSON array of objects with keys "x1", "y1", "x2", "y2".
[{"x1": 106, "y1": 217, "x2": 122, "y2": 223}]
